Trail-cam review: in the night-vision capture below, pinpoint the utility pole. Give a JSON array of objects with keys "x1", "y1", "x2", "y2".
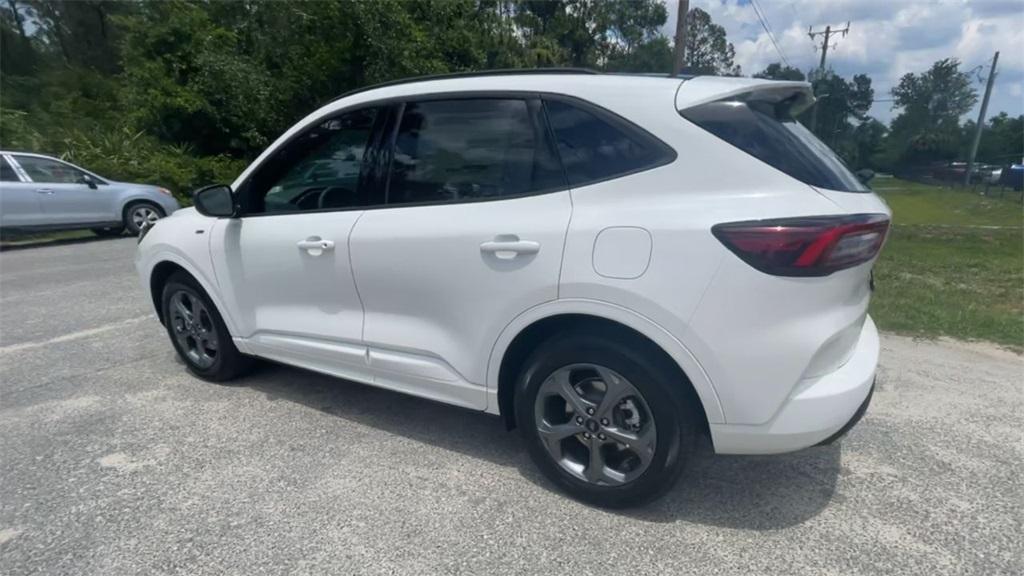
[
  {"x1": 671, "y1": 0, "x2": 689, "y2": 77},
  {"x1": 965, "y1": 51, "x2": 999, "y2": 187},
  {"x1": 807, "y1": 22, "x2": 849, "y2": 131}
]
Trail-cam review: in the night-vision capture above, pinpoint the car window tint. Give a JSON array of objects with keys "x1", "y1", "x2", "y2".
[
  {"x1": 1, "y1": 157, "x2": 18, "y2": 182},
  {"x1": 681, "y1": 100, "x2": 868, "y2": 193},
  {"x1": 250, "y1": 108, "x2": 379, "y2": 214},
  {"x1": 386, "y1": 99, "x2": 563, "y2": 206},
  {"x1": 15, "y1": 156, "x2": 86, "y2": 184},
  {"x1": 544, "y1": 99, "x2": 672, "y2": 187}
]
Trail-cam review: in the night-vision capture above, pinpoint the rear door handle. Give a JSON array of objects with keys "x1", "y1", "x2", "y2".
[
  {"x1": 35, "y1": 188, "x2": 54, "y2": 194},
  {"x1": 297, "y1": 237, "x2": 334, "y2": 256},
  {"x1": 480, "y1": 239, "x2": 540, "y2": 259}
]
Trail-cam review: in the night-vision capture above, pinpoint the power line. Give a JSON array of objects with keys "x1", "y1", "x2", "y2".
[
  {"x1": 750, "y1": 0, "x2": 791, "y2": 68},
  {"x1": 807, "y1": 22, "x2": 850, "y2": 131}
]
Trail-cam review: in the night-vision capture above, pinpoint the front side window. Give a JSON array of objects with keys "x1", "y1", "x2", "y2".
[
  {"x1": 544, "y1": 99, "x2": 674, "y2": 187},
  {"x1": 247, "y1": 107, "x2": 380, "y2": 214},
  {"x1": 1, "y1": 157, "x2": 19, "y2": 182},
  {"x1": 386, "y1": 98, "x2": 563, "y2": 206},
  {"x1": 14, "y1": 156, "x2": 87, "y2": 184}
]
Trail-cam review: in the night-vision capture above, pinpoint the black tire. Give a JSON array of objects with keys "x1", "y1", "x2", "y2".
[
  {"x1": 124, "y1": 202, "x2": 164, "y2": 235},
  {"x1": 515, "y1": 328, "x2": 697, "y2": 508},
  {"x1": 91, "y1": 225, "x2": 125, "y2": 237},
  {"x1": 161, "y1": 271, "x2": 254, "y2": 382}
]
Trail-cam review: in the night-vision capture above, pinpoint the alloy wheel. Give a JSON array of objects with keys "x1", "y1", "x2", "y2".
[
  {"x1": 533, "y1": 363, "x2": 657, "y2": 486},
  {"x1": 131, "y1": 205, "x2": 160, "y2": 229},
  {"x1": 168, "y1": 289, "x2": 218, "y2": 369}
]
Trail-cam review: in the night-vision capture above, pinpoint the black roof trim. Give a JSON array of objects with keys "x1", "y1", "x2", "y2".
[{"x1": 329, "y1": 68, "x2": 600, "y2": 103}]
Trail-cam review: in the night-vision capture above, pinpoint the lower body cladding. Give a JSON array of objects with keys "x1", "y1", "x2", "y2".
[{"x1": 709, "y1": 315, "x2": 879, "y2": 455}]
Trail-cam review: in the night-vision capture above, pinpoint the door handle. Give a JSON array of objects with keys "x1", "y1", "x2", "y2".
[
  {"x1": 297, "y1": 237, "x2": 335, "y2": 256},
  {"x1": 480, "y1": 238, "x2": 540, "y2": 259},
  {"x1": 35, "y1": 188, "x2": 54, "y2": 194}
]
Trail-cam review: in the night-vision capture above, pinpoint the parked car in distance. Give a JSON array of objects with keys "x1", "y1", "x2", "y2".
[
  {"x1": 0, "y1": 151, "x2": 180, "y2": 236},
  {"x1": 972, "y1": 163, "x2": 1002, "y2": 185},
  {"x1": 136, "y1": 70, "x2": 890, "y2": 507}
]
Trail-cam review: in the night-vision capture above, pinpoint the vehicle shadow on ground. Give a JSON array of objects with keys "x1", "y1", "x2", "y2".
[
  {"x1": 0, "y1": 233, "x2": 126, "y2": 252},
  {"x1": 243, "y1": 362, "x2": 841, "y2": 530}
]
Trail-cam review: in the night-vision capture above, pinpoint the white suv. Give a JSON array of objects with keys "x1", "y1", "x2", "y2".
[{"x1": 136, "y1": 70, "x2": 890, "y2": 507}]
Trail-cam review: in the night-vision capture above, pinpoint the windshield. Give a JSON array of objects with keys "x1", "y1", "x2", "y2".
[{"x1": 681, "y1": 99, "x2": 869, "y2": 193}]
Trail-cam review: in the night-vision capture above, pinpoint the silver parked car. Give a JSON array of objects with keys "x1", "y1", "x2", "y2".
[{"x1": 0, "y1": 151, "x2": 180, "y2": 236}]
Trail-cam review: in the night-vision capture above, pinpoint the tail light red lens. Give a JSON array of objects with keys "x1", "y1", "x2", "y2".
[{"x1": 711, "y1": 214, "x2": 890, "y2": 276}]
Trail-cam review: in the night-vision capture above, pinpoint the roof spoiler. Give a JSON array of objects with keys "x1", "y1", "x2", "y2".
[{"x1": 676, "y1": 78, "x2": 815, "y2": 117}]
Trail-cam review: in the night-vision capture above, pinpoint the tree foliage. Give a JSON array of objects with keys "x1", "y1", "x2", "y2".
[
  {"x1": 1, "y1": 0, "x2": 705, "y2": 199},
  {"x1": 753, "y1": 63, "x2": 805, "y2": 81},
  {"x1": 0, "y1": 1, "x2": 1019, "y2": 198},
  {"x1": 887, "y1": 58, "x2": 979, "y2": 165},
  {"x1": 684, "y1": 8, "x2": 739, "y2": 75}
]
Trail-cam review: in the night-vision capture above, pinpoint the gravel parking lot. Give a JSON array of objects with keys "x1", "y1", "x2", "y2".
[{"x1": 1, "y1": 237, "x2": 1021, "y2": 576}]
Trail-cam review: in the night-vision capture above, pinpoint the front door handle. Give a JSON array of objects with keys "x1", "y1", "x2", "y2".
[
  {"x1": 480, "y1": 238, "x2": 540, "y2": 260},
  {"x1": 297, "y1": 237, "x2": 334, "y2": 256},
  {"x1": 35, "y1": 188, "x2": 54, "y2": 194}
]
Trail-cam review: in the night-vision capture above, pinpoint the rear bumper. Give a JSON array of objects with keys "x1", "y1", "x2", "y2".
[{"x1": 709, "y1": 315, "x2": 879, "y2": 455}]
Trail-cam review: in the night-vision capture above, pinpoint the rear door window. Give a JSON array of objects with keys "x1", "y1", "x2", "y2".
[
  {"x1": 543, "y1": 98, "x2": 675, "y2": 187},
  {"x1": 385, "y1": 98, "x2": 564, "y2": 206},
  {"x1": 681, "y1": 100, "x2": 868, "y2": 192}
]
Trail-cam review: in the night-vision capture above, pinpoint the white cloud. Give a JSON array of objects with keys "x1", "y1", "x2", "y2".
[{"x1": 661, "y1": 0, "x2": 1024, "y2": 123}]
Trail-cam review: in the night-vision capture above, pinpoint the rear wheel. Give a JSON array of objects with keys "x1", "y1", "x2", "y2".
[
  {"x1": 125, "y1": 202, "x2": 164, "y2": 235},
  {"x1": 515, "y1": 329, "x2": 697, "y2": 508},
  {"x1": 161, "y1": 272, "x2": 254, "y2": 382}
]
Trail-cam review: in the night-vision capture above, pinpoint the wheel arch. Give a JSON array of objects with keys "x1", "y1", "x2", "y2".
[
  {"x1": 489, "y1": 299, "x2": 724, "y2": 431},
  {"x1": 122, "y1": 197, "x2": 165, "y2": 224},
  {"x1": 149, "y1": 260, "x2": 188, "y2": 325},
  {"x1": 145, "y1": 254, "x2": 239, "y2": 337}
]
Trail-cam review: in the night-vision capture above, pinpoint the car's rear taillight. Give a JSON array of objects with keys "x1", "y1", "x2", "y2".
[{"x1": 712, "y1": 214, "x2": 890, "y2": 276}]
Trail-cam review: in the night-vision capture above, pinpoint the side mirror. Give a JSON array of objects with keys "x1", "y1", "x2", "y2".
[
  {"x1": 855, "y1": 168, "x2": 875, "y2": 184},
  {"x1": 81, "y1": 174, "x2": 98, "y2": 190},
  {"x1": 193, "y1": 184, "x2": 236, "y2": 217}
]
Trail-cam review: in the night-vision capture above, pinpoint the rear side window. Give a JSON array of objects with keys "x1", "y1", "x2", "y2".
[
  {"x1": 1, "y1": 157, "x2": 18, "y2": 182},
  {"x1": 681, "y1": 100, "x2": 868, "y2": 192},
  {"x1": 544, "y1": 98, "x2": 674, "y2": 187},
  {"x1": 386, "y1": 98, "x2": 564, "y2": 205}
]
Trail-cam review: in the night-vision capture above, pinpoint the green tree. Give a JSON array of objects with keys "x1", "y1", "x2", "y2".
[
  {"x1": 753, "y1": 62, "x2": 805, "y2": 81},
  {"x1": 683, "y1": 7, "x2": 739, "y2": 75},
  {"x1": 888, "y1": 58, "x2": 978, "y2": 165},
  {"x1": 961, "y1": 112, "x2": 1024, "y2": 165},
  {"x1": 854, "y1": 118, "x2": 888, "y2": 170}
]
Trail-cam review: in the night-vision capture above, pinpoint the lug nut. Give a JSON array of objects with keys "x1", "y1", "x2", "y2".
[
  {"x1": 583, "y1": 432, "x2": 592, "y2": 439},
  {"x1": 576, "y1": 417, "x2": 584, "y2": 424},
  {"x1": 600, "y1": 418, "x2": 609, "y2": 426},
  {"x1": 586, "y1": 408, "x2": 595, "y2": 416},
  {"x1": 598, "y1": 433, "x2": 606, "y2": 441}
]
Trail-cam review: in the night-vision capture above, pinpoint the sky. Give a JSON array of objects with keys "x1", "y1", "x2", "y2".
[{"x1": 660, "y1": 0, "x2": 1024, "y2": 124}]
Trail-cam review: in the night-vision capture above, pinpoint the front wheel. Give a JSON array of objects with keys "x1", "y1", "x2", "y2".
[
  {"x1": 161, "y1": 272, "x2": 254, "y2": 382},
  {"x1": 125, "y1": 202, "x2": 164, "y2": 235},
  {"x1": 515, "y1": 330, "x2": 697, "y2": 508}
]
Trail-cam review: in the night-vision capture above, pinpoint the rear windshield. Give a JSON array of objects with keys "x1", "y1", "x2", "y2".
[{"x1": 681, "y1": 100, "x2": 869, "y2": 192}]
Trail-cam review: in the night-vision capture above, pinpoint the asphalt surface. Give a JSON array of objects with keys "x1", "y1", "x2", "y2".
[{"x1": 1, "y1": 237, "x2": 1021, "y2": 576}]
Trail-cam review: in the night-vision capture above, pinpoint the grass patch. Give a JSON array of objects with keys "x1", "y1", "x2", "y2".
[
  {"x1": 870, "y1": 178, "x2": 1023, "y2": 348},
  {"x1": 0, "y1": 229, "x2": 94, "y2": 246},
  {"x1": 873, "y1": 177, "x2": 1023, "y2": 227}
]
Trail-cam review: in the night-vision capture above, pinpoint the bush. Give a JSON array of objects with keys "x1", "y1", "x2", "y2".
[{"x1": 55, "y1": 125, "x2": 246, "y2": 205}]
